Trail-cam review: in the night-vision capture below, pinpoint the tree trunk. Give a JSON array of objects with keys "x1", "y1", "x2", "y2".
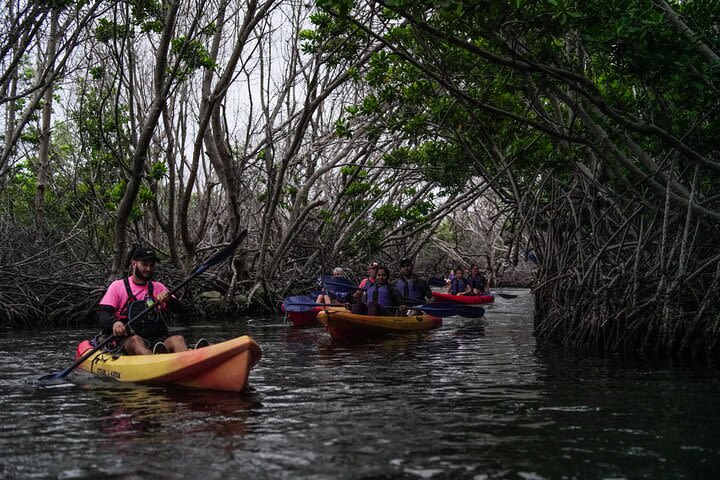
[{"x1": 34, "y1": 9, "x2": 60, "y2": 237}]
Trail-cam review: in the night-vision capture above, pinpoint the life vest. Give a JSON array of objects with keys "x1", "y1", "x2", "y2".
[
  {"x1": 367, "y1": 283, "x2": 392, "y2": 306},
  {"x1": 118, "y1": 278, "x2": 168, "y2": 339},
  {"x1": 396, "y1": 277, "x2": 421, "y2": 301},
  {"x1": 450, "y1": 278, "x2": 469, "y2": 295},
  {"x1": 467, "y1": 274, "x2": 485, "y2": 291}
]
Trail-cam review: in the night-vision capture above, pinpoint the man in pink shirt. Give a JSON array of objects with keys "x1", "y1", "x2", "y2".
[{"x1": 98, "y1": 247, "x2": 187, "y2": 355}]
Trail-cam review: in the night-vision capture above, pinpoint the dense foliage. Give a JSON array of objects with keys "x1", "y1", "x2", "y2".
[{"x1": 311, "y1": 0, "x2": 720, "y2": 362}]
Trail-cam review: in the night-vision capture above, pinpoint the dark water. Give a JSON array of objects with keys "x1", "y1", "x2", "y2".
[{"x1": 2, "y1": 289, "x2": 719, "y2": 479}]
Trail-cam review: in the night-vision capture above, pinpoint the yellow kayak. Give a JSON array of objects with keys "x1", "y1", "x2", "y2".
[
  {"x1": 74, "y1": 335, "x2": 262, "y2": 392},
  {"x1": 317, "y1": 307, "x2": 442, "y2": 342}
]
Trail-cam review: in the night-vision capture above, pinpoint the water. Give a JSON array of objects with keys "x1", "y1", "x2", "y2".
[{"x1": 2, "y1": 289, "x2": 720, "y2": 479}]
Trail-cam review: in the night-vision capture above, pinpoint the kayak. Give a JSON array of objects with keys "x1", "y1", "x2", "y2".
[
  {"x1": 317, "y1": 307, "x2": 442, "y2": 342},
  {"x1": 74, "y1": 335, "x2": 262, "y2": 392},
  {"x1": 431, "y1": 291, "x2": 495, "y2": 304},
  {"x1": 281, "y1": 302, "x2": 322, "y2": 327}
]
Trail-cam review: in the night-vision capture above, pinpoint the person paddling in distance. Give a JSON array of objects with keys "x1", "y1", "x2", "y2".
[
  {"x1": 351, "y1": 265, "x2": 404, "y2": 316},
  {"x1": 316, "y1": 267, "x2": 349, "y2": 305},
  {"x1": 353, "y1": 261, "x2": 379, "y2": 301},
  {"x1": 98, "y1": 247, "x2": 192, "y2": 355},
  {"x1": 447, "y1": 266, "x2": 472, "y2": 296},
  {"x1": 444, "y1": 267, "x2": 455, "y2": 285},
  {"x1": 394, "y1": 258, "x2": 433, "y2": 314},
  {"x1": 467, "y1": 263, "x2": 487, "y2": 295}
]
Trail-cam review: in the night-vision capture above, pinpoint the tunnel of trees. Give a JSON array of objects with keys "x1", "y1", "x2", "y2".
[{"x1": 1, "y1": 0, "x2": 718, "y2": 363}]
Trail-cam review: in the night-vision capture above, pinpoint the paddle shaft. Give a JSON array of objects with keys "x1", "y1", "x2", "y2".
[
  {"x1": 286, "y1": 299, "x2": 447, "y2": 315},
  {"x1": 40, "y1": 229, "x2": 248, "y2": 381},
  {"x1": 284, "y1": 298, "x2": 485, "y2": 318}
]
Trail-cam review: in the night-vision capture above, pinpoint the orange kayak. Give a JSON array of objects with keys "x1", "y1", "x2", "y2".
[
  {"x1": 74, "y1": 335, "x2": 262, "y2": 392},
  {"x1": 317, "y1": 307, "x2": 442, "y2": 342}
]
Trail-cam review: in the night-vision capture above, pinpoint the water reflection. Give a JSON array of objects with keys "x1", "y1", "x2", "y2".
[{"x1": 74, "y1": 381, "x2": 262, "y2": 441}]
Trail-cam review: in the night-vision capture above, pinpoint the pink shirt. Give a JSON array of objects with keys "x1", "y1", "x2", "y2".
[{"x1": 99, "y1": 278, "x2": 169, "y2": 310}]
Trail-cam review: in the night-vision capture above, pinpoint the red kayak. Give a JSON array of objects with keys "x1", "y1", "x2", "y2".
[
  {"x1": 281, "y1": 303, "x2": 322, "y2": 327},
  {"x1": 431, "y1": 291, "x2": 494, "y2": 304}
]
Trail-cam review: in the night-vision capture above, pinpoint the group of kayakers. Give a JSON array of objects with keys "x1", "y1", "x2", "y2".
[
  {"x1": 98, "y1": 246, "x2": 490, "y2": 357},
  {"x1": 314, "y1": 258, "x2": 488, "y2": 317},
  {"x1": 447, "y1": 264, "x2": 487, "y2": 296}
]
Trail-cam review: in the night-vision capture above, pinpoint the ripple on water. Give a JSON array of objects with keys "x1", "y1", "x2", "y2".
[{"x1": 3, "y1": 294, "x2": 720, "y2": 478}]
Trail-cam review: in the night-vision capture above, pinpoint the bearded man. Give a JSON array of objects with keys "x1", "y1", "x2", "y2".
[{"x1": 97, "y1": 247, "x2": 188, "y2": 355}]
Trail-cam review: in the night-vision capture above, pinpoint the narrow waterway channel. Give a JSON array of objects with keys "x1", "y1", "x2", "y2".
[{"x1": 1, "y1": 289, "x2": 719, "y2": 479}]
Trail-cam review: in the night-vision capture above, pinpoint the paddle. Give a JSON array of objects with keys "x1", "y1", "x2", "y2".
[
  {"x1": 282, "y1": 299, "x2": 340, "y2": 313},
  {"x1": 283, "y1": 295, "x2": 337, "y2": 313},
  {"x1": 320, "y1": 279, "x2": 486, "y2": 318},
  {"x1": 313, "y1": 275, "x2": 354, "y2": 301},
  {"x1": 317, "y1": 275, "x2": 355, "y2": 292},
  {"x1": 39, "y1": 229, "x2": 249, "y2": 382},
  {"x1": 490, "y1": 291, "x2": 518, "y2": 299},
  {"x1": 282, "y1": 299, "x2": 472, "y2": 318},
  {"x1": 410, "y1": 302, "x2": 483, "y2": 318}
]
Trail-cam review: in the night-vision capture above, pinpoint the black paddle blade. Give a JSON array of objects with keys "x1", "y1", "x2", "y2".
[
  {"x1": 492, "y1": 292, "x2": 518, "y2": 299},
  {"x1": 194, "y1": 228, "x2": 248, "y2": 275},
  {"x1": 456, "y1": 306, "x2": 486, "y2": 318}
]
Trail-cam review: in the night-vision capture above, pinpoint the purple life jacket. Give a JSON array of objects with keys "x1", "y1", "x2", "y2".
[{"x1": 367, "y1": 283, "x2": 392, "y2": 306}]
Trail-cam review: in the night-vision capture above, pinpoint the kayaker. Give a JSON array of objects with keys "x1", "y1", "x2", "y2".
[
  {"x1": 447, "y1": 266, "x2": 471, "y2": 295},
  {"x1": 316, "y1": 267, "x2": 349, "y2": 305},
  {"x1": 445, "y1": 267, "x2": 455, "y2": 285},
  {"x1": 352, "y1": 265, "x2": 404, "y2": 316},
  {"x1": 394, "y1": 258, "x2": 432, "y2": 304},
  {"x1": 466, "y1": 263, "x2": 487, "y2": 294},
  {"x1": 98, "y1": 246, "x2": 189, "y2": 355},
  {"x1": 353, "y1": 261, "x2": 379, "y2": 301}
]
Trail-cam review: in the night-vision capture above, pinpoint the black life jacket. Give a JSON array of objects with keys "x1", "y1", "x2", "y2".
[
  {"x1": 119, "y1": 278, "x2": 168, "y2": 339},
  {"x1": 396, "y1": 277, "x2": 421, "y2": 301},
  {"x1": 450, "y1": 278, "x2": 469, "y2": 295}
]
